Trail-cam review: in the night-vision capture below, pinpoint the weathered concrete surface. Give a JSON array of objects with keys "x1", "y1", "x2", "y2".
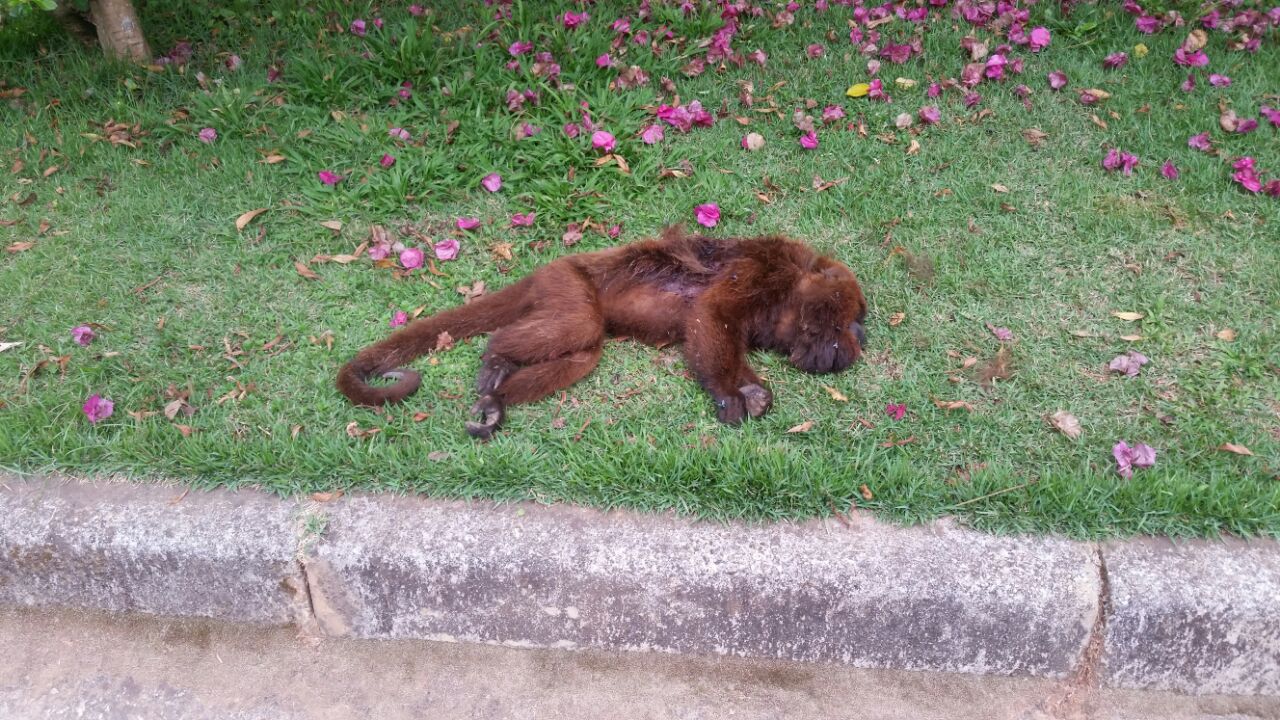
[
  {"x1": 0, "y1": 477, "x2": 305, "y2": 624},
  {"x1": 5, "y1": 606, "x2": 1279, "y2": 720},
  {"x1": 306, "y1": 496, "x2": 1101, "y2": 678},
  {"x1": 1103, "y1": 537, "x2": 1280, "y2": 696}
]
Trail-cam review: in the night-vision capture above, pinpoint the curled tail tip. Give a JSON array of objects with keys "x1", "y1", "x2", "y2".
[{"x1": 337, "y1": 362, "x2": 423, "y2": 406}]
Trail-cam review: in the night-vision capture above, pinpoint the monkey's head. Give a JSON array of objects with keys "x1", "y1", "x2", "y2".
[{"x1": 782, "y1": 259, "x2": 867, "y2": 375}]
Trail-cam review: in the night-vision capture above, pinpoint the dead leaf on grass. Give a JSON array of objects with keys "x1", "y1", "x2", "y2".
[
  {"x1": 345, "y1": 421, "x2": 381, "y2": 439},
  {"x1": 235, "y1": 208, "x2": 268, "y2": 231},
  {"x1": 932, "y1": 398, "x2": 975, "y2": 413},
  {"x1": 1217, "y1": 443, "x2": 1253, "y2": 456},
  {"x1": 974, "y1": 346, "x2": 1013, "y2": 388},
  {"x1": 311, "y1": 490, "x2": 344, "y2": 502},
  {"x1": 294, "y1": 261, "x2": 320, "y2": 280},
  {"x1": 1111, "y1": 311, "x2": 1144, "y2": 322},
  {"x1": 787, "y1": 420, "x2": 815, "y2": 433},
  {"x1": 1215, "y1": 328, "x2": 1237, "y2": 342},
  {"x1": 1048, "y1": 410, "x2": 1082, "y2": 440},
  {"x1": 823, "y1": 386, "x2": 848, "y2": 402},
  {"x1": 1021, "y1": 128, "x2": 1048, "y2": 147}
]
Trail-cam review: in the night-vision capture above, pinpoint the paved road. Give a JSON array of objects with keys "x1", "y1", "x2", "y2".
[{"x1": 0, "y1": 608, "x2": 1275, "y2": 720}]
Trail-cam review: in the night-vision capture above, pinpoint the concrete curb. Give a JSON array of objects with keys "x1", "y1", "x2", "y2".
[
  {"x1": 1, "y1": 475, "x2": 1277, "y2": 696},
  {"x1": 0, "y1": 478, "x2": 307, "y2": 624}
]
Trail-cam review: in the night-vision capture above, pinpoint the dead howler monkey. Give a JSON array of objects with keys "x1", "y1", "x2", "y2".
[{"x1": 338, "y1": 226, "x2": 868, "y2": 439}]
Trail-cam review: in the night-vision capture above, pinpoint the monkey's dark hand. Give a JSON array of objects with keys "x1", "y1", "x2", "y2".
[{"x1": 739, "y1": 383, "x2": 773, "y2": 418}]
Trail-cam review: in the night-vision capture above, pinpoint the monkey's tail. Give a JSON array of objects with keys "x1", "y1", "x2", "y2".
[{"x1": 336, "y1": 277, "x2": 534, "y2": 406}]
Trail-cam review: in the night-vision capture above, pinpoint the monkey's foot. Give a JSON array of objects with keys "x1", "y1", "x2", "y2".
[
  {"x1": 739, "y1": 383, "x2": 773, "y2": 418},
  {"x1": 464, "y1": 394, "x2": 505, "y2": 440}
]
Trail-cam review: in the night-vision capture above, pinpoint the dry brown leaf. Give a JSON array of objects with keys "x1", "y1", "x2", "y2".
[
  {"x1": 1111, "y1": 311, "x2": 1144, "y2": 321},
  {"x1": 412, "y1": 412, "x2": 430, "y2": 422},
  {"x1": 1089, "y1": 114, "x2": 1109, "y2": 130},
  {"x1": 1215, "y1": 328, "x2": 1237, "y2": 342},
  {"x1": 859, "y1": 484, "x2": 874, "y2": 500},
  {"x1": 1184, "y1": 28, "x2": 1208, "y2": 52},
  {"x1": 262, "y1": 154, "x2": 286, "y2": 164},
  {"x1": 905, "y1": 138, "x2": 921, "y2": 156},
  {"x1": 173, "y1": 424, "x2": 195, "y2": 437},
  {"x1": 0, "y1": 341, "x2": 23, "y2": 353},
  {"x1": 1119, "y1": 334, "x2": 1143, "y2": 342},
  {"x1": 42, "y1": 165, "x2": 59, "y2": 178},
  {"x1": 427, "y1": 451, "x2": 450, "y2": 462},
  {"x1": 888, "y1": 312, "x2": 906, "y2": 326},
  {"x1": 1048, "y1": 410, "x2": 1082, "y2": 440},
  {"x1": 163, "y1": 398, "x2": 184, "y2": 421},
  {"x1": 991, "y1": 183, "x2": 1009, "y2": 193},
  {"x1": 235, "y1": 208, "x2": 268, "y2": 231},
  {"x1": 319, "y1": 220, "x2": 343, "y2": 232},
  {"x1": 345, "y1": 421, "x2": 381, "y2": 439},
  {"x1": 434, "y1": 331, "x2": 455, "y2": 351},
  {"x1": 5, "y1": 241, "x2": 35, "y2": 253},
  {"x1": 294, "y1": 262, "x2": 319, "y2": 280},
  {"x1": 491, "y1": 242, "x2": 514, "y2": 261},
  {"x1": 1217, "y1": 443, "x2": 1253, "y2": 456},
  {"x1": 786, "y1": 420, "x2": 815, "y2": 433},
  {"x1": 974, "y1": 346, "x2": 1013, "y2": 388},
  {"x1": 311, "y1": 490, "x2": 344, "y2": 502},
  {"x1": 932, "y1": 398, "x2": 975, "y2": 413},
  {"x1": 1021, "y1": 128, "x2": 1048, "y2": 147},
  {"x1": 823, "y1": 386, "x2": 848, "y2": 402}
]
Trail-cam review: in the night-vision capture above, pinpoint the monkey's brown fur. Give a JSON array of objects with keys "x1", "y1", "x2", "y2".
[{"x1": 337, "y1": 227, "x2": 868, "y2": 438}]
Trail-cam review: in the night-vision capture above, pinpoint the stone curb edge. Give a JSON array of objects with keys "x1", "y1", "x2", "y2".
[{"x1": 0, "y1": 476, "x2": 1276, "y2": 696}]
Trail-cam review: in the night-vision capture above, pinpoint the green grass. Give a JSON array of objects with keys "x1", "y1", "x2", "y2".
[{"x1": 1, "y1": 0, "x2": 1277, "y2": 538}]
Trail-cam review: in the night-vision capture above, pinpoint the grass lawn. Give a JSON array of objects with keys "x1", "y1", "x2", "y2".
[{"x1": 1, "y1": 0, "x2": 1277, "y2": 538}]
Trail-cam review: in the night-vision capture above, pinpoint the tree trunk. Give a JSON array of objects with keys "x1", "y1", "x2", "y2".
[{"x1": 88, "y1": 0, "x2": 151, "y2": 63}]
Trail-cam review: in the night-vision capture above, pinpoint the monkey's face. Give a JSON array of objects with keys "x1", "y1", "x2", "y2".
[{"x1": 785, "y1": 261, "x2": 867, "y2": 375}]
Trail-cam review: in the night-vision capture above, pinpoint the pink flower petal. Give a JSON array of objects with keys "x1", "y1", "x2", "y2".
[
  {"x1": 1048, "y1": 70, "x2": 1068, "y2": 91},
  {"x1": 1161, "y1": 161, "x2": 1179, "y2": 180},
  {"x1": 82, "y1": 394, "x2": 114, "y2": 424},
  {"x1": 885, "y1": 403, "x2": 906, "y2": 421},
  {"x1": 197, "y1": 127, "x2": 217, "y2": 144},
  {"x1": 433, "y1": 238, "x2": 460, "y2": 261},
  {"x1": 639, "y1": 124, "x2": 664, "y2": 144},
  {"x1": 399, "y1": 246, "x2": 424, "y2": 269},
  {"x1": 480, "y1": 173, "x2": 502, "y2": 193},
  {"x1": 799, "y1": 131, "x2": 819, "y2": 150},
  {"x1": 510, "y1": 212, "x2": 536, "y2": 227},
  {"x1": 317, "y1": 170, "x2": 342, "y2": 186},
  {"x1": 591, "y1": 130, "x2": 617, "y2": 152},
  {"x1": 379, "y1": 154, "x2": 396, "y2": 168},
  {"x1": 986, "y1": 324, "x2": 1014, "y2": 342},
  {"x1": 71, "y1": 325, "x2": 95, "y2": 347},
  {"x1": 455, "y1": 217, "x2": 481, "y2": 231},
  {"x1": 693, "y1": 203, "x2": 720, "y2": 228},
  {"x1": 1028, "y1": 26, "x2": 1051, "y2": 52},
  {"x1": 390, "y1": 310, "x2": 409, "y2": 327}
]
